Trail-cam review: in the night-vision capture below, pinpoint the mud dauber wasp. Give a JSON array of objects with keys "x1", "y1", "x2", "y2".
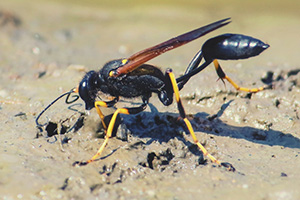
[{"x1": 36, "y1": 18, "x2": 269, "y2": 171}]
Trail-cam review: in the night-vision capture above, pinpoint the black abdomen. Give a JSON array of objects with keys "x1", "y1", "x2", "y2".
[{"x1": 202, "y1": 33, "x2": 269, "y2": 61}]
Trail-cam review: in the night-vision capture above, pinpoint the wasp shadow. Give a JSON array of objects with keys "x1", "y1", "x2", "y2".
[
  {"x1": 47, "y1": 99, "x2": 300, "y2": 154},
  {"x1": 120, "y1": 101, "x2": 300, "y2": 150}
]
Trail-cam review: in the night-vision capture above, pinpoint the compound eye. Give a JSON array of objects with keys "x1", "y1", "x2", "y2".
[
  {"x1": 78, "y1": 80, "x2": 88, "y2": 99},
  {"x1": 78, "y1": 73, "x2": 96, "y2": 110}
]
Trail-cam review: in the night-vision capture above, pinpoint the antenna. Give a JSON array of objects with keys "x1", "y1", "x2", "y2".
[{"x1": 35, "y1": 88, "x2": 78, "y2": 127}]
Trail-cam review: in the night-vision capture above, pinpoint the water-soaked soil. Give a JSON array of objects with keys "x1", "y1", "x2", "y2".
[{"x1": 1, "y1": 0, "x2": 300, "y2": 199}]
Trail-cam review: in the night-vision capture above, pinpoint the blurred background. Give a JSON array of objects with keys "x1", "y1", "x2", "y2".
[{"x1": 0, "y1": 0, "x2": 299, "y2": 75}]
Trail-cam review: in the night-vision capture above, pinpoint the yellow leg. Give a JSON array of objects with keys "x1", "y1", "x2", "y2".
[
  {"x1": 183, "y1": 118, "x2": 221, "y2": 165},
  {"x1": 74, "y1": 108, "x2": 130, "y2": 166},
  {"x1": 168, "y1": 69, "x2": 234, "y2": 171},
  {"x1": 86, "y1": 108, "x2": 129, "y2": 164},
  {"x1": 213, "y1": 59, "x2": 265, "y2": 93},
  {"x1": 95, "y1": 101, "x2": 109, "y2": 130},
  {"x1": 94, "y1": 97, "x2": 119, "y2": 130},
  {"x1": 223, "y1": 75, "x2": 264, "y2": 93}
]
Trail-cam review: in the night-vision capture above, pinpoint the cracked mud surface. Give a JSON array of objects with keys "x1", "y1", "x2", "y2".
[{"x1": 1, "y1": 1, "x2": 300, "y2": 199}]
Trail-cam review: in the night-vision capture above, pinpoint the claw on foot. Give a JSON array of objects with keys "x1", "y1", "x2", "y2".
[
  {"x1": 72, "y1": 161, "x2": 88, "y2": 167},
  {"x1": 221, "y1": 162, "x2": 235, "y2": 172}
]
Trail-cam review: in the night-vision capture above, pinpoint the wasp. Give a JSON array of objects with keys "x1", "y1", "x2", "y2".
[{"x1": 36, "y1": 18, "x2": 269, "y2": 171}]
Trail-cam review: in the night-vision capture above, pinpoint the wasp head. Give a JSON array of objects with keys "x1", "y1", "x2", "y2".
[{"x1": 78, "y1": 70, "x2": 102, "y2": 110}]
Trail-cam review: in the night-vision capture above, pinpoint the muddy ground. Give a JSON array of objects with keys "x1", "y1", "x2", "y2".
[{"x1": 0, "y1": 0, "x2": 300, "y2": 200}]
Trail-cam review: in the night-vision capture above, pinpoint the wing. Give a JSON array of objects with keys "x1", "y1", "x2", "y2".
[{"x1": 110, "y1": 18, "x2": 231, "y2": 77}]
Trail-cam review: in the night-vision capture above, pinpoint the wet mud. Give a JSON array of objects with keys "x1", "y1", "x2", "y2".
[{"x1": 0, "y1": 1, "x2": 300, "y2": 200}]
